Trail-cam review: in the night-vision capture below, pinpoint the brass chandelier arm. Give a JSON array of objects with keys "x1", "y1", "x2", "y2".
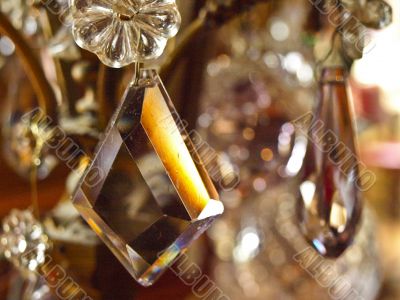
[
  {"x1": 160, "y1": 0, "x2": 271, "y2": 80},
  {"x1": 0, "y1": 11, "x2": 57, "y2": 120},
  {"x1": 159, "y1": 16, "x2": 205, "y2": 81}
]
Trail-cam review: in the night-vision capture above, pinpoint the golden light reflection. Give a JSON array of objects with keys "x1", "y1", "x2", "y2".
[
  {"x1": 88, "y1": 218, "x2": 102, "y2": 235},
  {"x1": 142, "y1": 85, "x2": 217, "y2": 219}
]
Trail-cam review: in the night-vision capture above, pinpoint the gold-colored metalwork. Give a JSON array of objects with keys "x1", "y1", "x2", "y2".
[
  {"x1": 0, "y1": 11, "x2": 57, "y2": 119},
  {"x1": 160, "y1": 17, "x2": 205, "y2": 81},
  {"x1": 160, "y1": 1, "x2": 271, "y2": 81},
  {"x1": 97, "y1": 64, "x2": 111, "y2": 129}
]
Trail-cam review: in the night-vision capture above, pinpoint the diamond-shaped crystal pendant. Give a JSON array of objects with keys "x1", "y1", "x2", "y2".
[
  {"x1": 296, "y1": 67, "x2": 362, "y2": 258},
  {"x1": 72, "y1": 69, "x2": 223, "y2": 286}
]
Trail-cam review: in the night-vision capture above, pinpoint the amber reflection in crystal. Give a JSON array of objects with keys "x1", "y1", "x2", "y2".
[
  {"x1": 296, "y1": 67, "x2": 362, "y2": 258},
  {"x1": 73, "y1": 70, "x2": 222, "y2": 286},
  {"x1": 141, "y1": 86, "x2": 215, "y2": 218}
]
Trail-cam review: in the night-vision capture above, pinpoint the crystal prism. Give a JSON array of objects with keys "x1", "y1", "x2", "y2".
[
  {"x1": 72, "y1": 69, "x2": 223, "y2": 286},
  {"x1": 296, "y1": 67, "x2": 362, "y2": 258}
]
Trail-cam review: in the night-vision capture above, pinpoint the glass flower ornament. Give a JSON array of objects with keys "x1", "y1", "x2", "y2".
[
  {"x1": 340, "y1": 0, "x2": 392, "y2": 30},
  {"x1": 335, "y1": 0, "x2": 392, "y2": 60},
  {"x1": 71, "y1": 0, "x2": 181, "y2": 67},
  {"x1": 0, "y1": 210, "x2": 50, "y2": 275}
]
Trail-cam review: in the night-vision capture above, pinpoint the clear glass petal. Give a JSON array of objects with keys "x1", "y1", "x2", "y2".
[
  {"x1": 137, "y1": 0, "x2": 176, "y2": 6},
  {"x1": 101, "y1": 22, "x2": 136, "y2": 68},
  {"x1": 136, "y1": 4, "x2": 181, "y2": 38},
  {"x1": 72, "y1": 0, "x2": 113, "y2": 52},
  {"x1": 137, "y1": 28, "x2": 167, "y2": 60}
]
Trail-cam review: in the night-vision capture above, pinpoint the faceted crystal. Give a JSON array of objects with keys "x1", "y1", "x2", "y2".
[
  {"x1": 296, "y1": 67, "x2": 362, "y2": 258},
  {"x1": 72, "y1": 69, "x2": 223, "y2": 286}
]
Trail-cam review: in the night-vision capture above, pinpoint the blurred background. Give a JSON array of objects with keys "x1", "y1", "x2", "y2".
[{"x1": 0, "y1": 0, "x2": 400, "y2": 299}]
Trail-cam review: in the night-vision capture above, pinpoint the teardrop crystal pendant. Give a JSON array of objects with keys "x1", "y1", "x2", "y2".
[
  {"x1": 296, "y1": 67, "x2": 362, "y2": 257},
  {"x1": 72, "y1": 69, "x2": 223, "y2": 286}
]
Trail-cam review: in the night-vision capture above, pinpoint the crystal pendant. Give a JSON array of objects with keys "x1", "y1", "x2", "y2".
[
  {"x1": 72, "y1": 69, "x2": 223, "y2": 286},
  {"x1": 295, "y1": 67, "x2": 362, "y2": 258}
]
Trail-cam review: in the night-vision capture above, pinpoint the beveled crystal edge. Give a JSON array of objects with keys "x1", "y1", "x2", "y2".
[
  {"x1": 138, "y1": 72, "x2": 221, "y2": 219},
  {"x1": 73, "y1": 199, "x2": 153, "y2": 281},
  {"x1": 197, "y1": 199, "x2": 224, "y2": 220},
  {"x1": 70, "y1": 70, "x2": 157, "y2": 202}
]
